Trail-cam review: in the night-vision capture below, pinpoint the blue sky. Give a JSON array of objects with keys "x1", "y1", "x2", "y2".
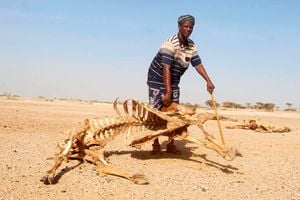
[{"x1": 0, "y1": 0, "x2": 299, "y2": 109}]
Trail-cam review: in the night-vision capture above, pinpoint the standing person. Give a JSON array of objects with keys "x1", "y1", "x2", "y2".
[{"x1": 147, "y1": 14, "x2": 215, "y2": 154}]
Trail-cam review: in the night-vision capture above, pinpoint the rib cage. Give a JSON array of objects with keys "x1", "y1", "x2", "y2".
[
  {"x1": 114, "y1": 99, "x2": 172, "y2": 130},
  {"x1": 80, "y1": 98, "x2": 171, "y2": 147}
]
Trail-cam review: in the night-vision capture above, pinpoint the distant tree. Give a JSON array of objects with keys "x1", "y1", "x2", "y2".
[
  {"x1": 245, "y1": 102, "x2": 252, "y2": 109},
  {"x1": 222, "y1": 101, "x2": 235, "y2": 109},
  {"x1": 194, "y1": 103, "x2": 201, "y2": 108},
  {"x1": 236, "y1": 104, "x2": 246, "y2": 109},
  {"x1": 205, "y1": 99, "x2": 219, "y2": 108},
  {"x1": 252, "y1": 102, "x2": 276, "y2": 111},
  {"x1": 222, "y1": 101, "x2": 247, "y2": 109},
  {"x1": 286, "y1": 102, "x2": 292, "y2": 109},
  {"x1": 205, "y1": 100, "x2": 213, "y2": 108},
  {"x1": 285, "y1": 102, "x2": 296, "y2": 111},
  {"x1": 263, "y1": 103, "x2": 275, "y2": 112},
  {"x1": 254, "y1": 102, "x2": 264, "y2": 109}
]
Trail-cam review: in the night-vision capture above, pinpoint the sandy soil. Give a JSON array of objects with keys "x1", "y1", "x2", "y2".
[{"x1": 0, "y1": 98, "x2": 300, "y2": 200}]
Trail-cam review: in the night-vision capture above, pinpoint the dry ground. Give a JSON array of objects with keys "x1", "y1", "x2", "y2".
[{"x1": 0, "y1": 98, "x2": 299, "y2": 200}]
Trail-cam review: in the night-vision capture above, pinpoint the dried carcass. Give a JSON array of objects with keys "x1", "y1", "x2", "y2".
[{"x1": 41, "y1": 99, "x2": 240, "y2": 185}]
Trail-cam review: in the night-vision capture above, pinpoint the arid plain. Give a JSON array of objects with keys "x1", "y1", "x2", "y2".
[{"x1": 0, "y1": 98, "x2": 299, "y2": 200}]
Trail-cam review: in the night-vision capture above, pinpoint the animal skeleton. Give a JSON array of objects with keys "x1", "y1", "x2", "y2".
[
  {"x1": 226, "y1": 119, "x2": 291, "y2": 133},
  {"x1": 41, "y1": 99, "x2": 240, "y2": 185}
]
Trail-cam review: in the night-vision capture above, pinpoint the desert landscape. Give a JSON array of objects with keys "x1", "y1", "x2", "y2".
[{"x1": 0, "y1": 97, "x2": 299, "y2": 200}]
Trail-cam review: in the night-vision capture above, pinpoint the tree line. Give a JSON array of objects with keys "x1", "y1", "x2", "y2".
[
  {"x1": 203, "y1": 100, "x2": 297, "y2": 112},
  {"x1": 0, "y1": 92, "x2": 298, "y2": 112}
]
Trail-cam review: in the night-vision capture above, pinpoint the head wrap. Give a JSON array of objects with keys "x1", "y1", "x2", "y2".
[{"x1": 178, "y1": 14, "x2": 195, "y2": 25}]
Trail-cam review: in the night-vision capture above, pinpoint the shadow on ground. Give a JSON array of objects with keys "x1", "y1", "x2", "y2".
[{"x1": 105, "y1": 140, "x2": 239, "y2": 174}]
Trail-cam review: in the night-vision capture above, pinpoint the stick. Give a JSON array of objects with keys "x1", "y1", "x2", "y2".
[{"x1": 211, "y1": 94, "x2": 226, "y2": 145}]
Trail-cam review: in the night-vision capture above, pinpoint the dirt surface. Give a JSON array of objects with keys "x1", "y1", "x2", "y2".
[{"x1": 1, "y1": 98, "x2": 300, "y2": 200}]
